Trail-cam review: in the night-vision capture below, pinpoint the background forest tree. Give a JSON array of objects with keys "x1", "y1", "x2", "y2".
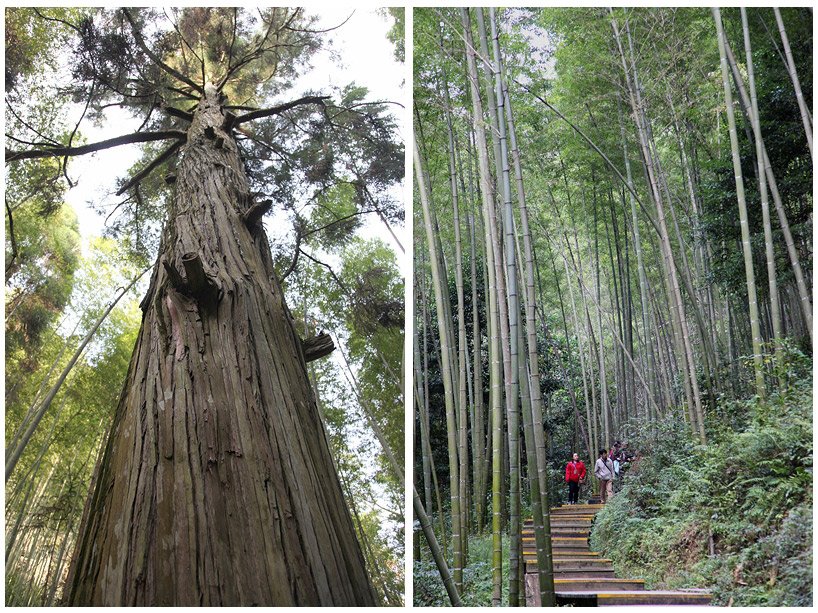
[
  {"x1": 413, "y1": 6, "x2": 811, "y2": 607},
  {"x1": 5, "y1": 7, "x2": 404, "y2": 606}
]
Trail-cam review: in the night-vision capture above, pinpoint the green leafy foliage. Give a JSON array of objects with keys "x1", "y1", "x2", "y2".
[
  {"x1": 5, "y1": 203, "x2": 81, "y2": 375},
  {"x1": 414, "y1": 533, "x2": 511, "y2": 606},
  {"x1": 5, "y1": 239, "x2": 142, "y2": 606},
  {"x1": 591, "y1": 372, "x2": 812, "y2": 606}
]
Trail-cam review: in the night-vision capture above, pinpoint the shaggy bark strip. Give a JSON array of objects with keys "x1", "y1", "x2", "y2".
[{"x1": 65, "y1": 85, "x2": 376, "y2": 606}]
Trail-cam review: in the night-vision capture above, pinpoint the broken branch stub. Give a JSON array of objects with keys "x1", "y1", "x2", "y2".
[{"x1": 302, "y1": 332, "x2": 335, "y2": 362}]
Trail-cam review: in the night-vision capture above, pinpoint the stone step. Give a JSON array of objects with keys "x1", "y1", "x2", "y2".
[
  {"x1": 554, "y1": 578, "x2": 646, "y2": 592},
  {"x1": 551, "y1": 551, "x2": 601, "y2": 558},
  {"x1": 525, "y1": 564, "x2": 616, "y2": 578},
  {"x1": 550, "y1": 504, "x2": 603, "y2": 514},
  {"x1": 523, "y1": 547, "x2": 593, "y2": 556},
  {"x1": 545, "y1": 520, "x2": 595, "y2": 528},
  {"x1": 523, "y1": 527, "x2": 590, "y2": 538},
  {"x1": 556, "y1": 590, "x2": 712, "y2": 607},
  {"x1": 554, "y1": 558, "x2": 613, "y2": 568},
  {"x1": 552, "y1": 537, "x2": 590, "y2": 549},
  {"x1": 523, "y1": 535, "x2": 588, "y2": 543},
  {"x1": 525, "y1": 521, "x2": 595, "y2": 530},
  {"x1": 525, "y1": 557, "x2": 613, "y2": 569},
  {"x1": 527, "y1": 515, "x2": 595, "y2": 521}
]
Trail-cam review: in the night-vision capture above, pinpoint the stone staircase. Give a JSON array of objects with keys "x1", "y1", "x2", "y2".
[{"x1": 523, "y1": 503, "x2": 711, "y2": 606}]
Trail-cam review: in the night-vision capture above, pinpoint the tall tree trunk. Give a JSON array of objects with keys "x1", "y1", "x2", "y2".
[
  {"x1": 414, "y1": 269, "x2": 433, "y2": 516},
  {"x1": 66, "y1": 85, "x2": 376, "y2": 606},
  {"x1": 461, "y1": 9, "x2": 503, "y2": 605},
  {"x1": 617, "y1": 93, "x2": 657, "y2": 419},
  {"x1": 502, "y1": 79, "x2": 556, "y2": 607},
  {"x1": 469, "y1": 212, "x2": 486, "y2": 533},
  {"x1": 440, "y1": 57, "x2": 471, "y2": 570},
  {"x1": 413, "y1": 486, "x2": 462, "y2": 606},
  {"x1": 611, "y1": 11, "x2": 705, "y2": 442},
  {"x1": 489, "y1": 9, "x2": 521, "y2": 605},
  {"x1": 592, "y1": 180, "x2": 611, "y2": 448}
]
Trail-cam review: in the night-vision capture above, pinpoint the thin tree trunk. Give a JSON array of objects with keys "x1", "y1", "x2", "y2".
[
  {"x1": 617, "y1": 93, "x2": 656, "y2": 418},
  {"x1": 461, "y1": 8, "x2": 503, "y2": 605},
  {"x1": 773, "y1": 8, "x2": 813, "y2": 159},
  {"x1": 469, "y1": 212, "x2": 486, "y2": 534},
  {"x1": 5, "y1": 268, "x2": 149, "y2": 481},
  {"x1": 743, "y1": 8, "x2": 784, "y2": 388},
  {"x1": 502, "y1": 87, "x2": 556, "y2": 606},
  {"x1": 414, "y1": 270, "x2": 434, "y2": 516},
  {"x1": 714, "y1": 7, "x2": 766, "y2": 399},
  {"x1": 413, "y1": 486, "x2": 462, "y2": 606},
  {"x1": 724, "y1": 40, "x2": 812, "y2": 342},
  {"x1": 611, "y1": 10, "x2": 705, "y2": 442},
  {"x1": 490, "y1": 9, "x2": 521, "y2": 604},
  {"x1": 414, "y1": 134, "x2": 464, "y2": 593},
  {"x1": 440, "y1": 56, "x2": 471, "y2": 571}
]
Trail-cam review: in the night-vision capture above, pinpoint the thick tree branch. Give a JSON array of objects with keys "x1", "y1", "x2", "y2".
[
  {"x1": 161, "y1": 105, "x2": 193, "y2": 122},
  {"x1": 116, "y1": 140, "x2": 184, "y2": 195},
  {"x1": 122, "y1": 8, "x2": 204, "y2": 95},
  {"x1": 234, "y1": 96, "x2": 330, "y2": 126},
  {"x1": 6, "y1": 130, "x2": 186, "y2": 162}
]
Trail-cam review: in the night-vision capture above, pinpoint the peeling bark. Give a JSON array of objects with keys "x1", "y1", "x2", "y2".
[{"x1": 65, "y1": 85, "x2": 376, "y2": 606}]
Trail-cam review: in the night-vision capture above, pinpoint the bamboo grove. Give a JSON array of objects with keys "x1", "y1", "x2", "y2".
[{"x1": 413, "y1": 7, "x2": 811, "y2": 606}]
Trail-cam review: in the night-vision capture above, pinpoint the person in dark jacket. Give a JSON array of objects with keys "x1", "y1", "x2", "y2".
[
  {"x1": 594, "y1": 449, "x2": 615, "y2": 503},
  {"x1": 565, "y1": 453, "x2": 587, "y2": 504}
]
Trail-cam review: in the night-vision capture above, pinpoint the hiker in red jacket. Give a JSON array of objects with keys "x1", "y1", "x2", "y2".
[{"x1": 565, "y1": 452, "x2": 587, "y2": 505}]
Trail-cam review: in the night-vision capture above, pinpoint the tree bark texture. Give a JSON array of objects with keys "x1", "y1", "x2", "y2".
[{"x1": 66, "y1": 85, "x2": 376, "y2": 606}]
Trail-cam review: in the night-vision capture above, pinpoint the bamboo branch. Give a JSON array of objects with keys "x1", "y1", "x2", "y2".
[{"x1": 517, "y1": 79, "x2": 663, "y2": 238}]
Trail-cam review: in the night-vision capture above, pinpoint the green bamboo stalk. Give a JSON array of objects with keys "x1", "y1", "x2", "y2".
[
  {"x1": 742, "y1": 10, "x2": 784, "y2": 387},
  {"x1": 714, "y1": 7, "x2": 766, "y2": 399},
  {"x1": 414, "y1": 134, "x2": 464, "y2": 591}
]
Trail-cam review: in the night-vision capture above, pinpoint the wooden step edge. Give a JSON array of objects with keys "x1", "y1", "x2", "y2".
[
  {"x1": 525, "y1": 556, "x2": 613, "y2": 564},
  {"x1": 554, "y1": 578, "x2": 645, "y2": 585},
  {"x1": 522, "y1": 536, "x2": 588, "y2": 543}
]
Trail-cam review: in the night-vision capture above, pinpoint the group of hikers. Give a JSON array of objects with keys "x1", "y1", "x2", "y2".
[{"x1": 564, "y1": 442, "x2": 634, "y2": 504}]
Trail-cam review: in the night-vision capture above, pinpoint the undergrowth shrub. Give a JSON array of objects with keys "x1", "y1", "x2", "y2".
[
  {"x1": 413, "y1": 533, "x2": 510, "y2": 606},
  {"x1": 591, "y1": 374, "x2": 812, "y2": 606}
]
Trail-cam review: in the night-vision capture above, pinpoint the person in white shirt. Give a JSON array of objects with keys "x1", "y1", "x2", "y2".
[{"x1": 594, "y1": 449, "x2": 615, "y2": 503}]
